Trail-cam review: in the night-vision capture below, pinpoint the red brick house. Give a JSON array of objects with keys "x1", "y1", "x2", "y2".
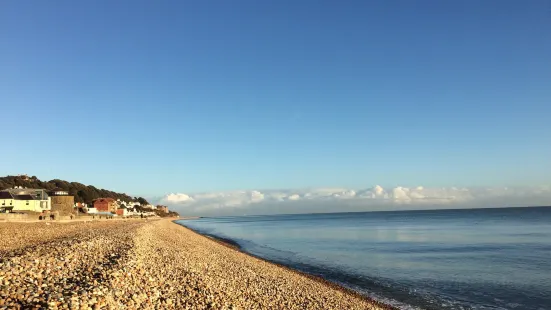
[{"x1": 93, "y1": 198, "x2": 118, "y2": 213}]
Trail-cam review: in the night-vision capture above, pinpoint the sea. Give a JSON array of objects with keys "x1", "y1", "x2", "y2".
[{"x1": 176, "y1": 206, "x2": 551, "y2": 310}]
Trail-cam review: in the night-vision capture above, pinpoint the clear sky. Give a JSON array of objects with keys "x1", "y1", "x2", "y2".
[{"x1": 1, "y1": 1, "x2": 550, "y2": 197}]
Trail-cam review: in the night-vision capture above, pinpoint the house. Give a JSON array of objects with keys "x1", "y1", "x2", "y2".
[
  {"x1": 0, "y1": 191, "x2": 15, "y2": 212},
  {"x1": 0, "y1": 189, "x2": 51, "y2": 213},
  {"x1": 74, "y1": 202, "x2": 88, "y2": 213},
  {"x1": 125, "y1": 207, "x2": 139, "y2": 216},
  {"x1": 93, "y1": 198, "x2": 118, "y2": 213},
  {"x1": 17, "y1": 174, "x2": 30, "y2": 181},
  {"x1": 116, "y1": 208, "x2": 129, "y2": 217},
  {"x1": 84, "y1": 205, "x2": 98, "y2": 214}
]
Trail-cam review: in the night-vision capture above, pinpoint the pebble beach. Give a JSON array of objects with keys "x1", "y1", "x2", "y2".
[{"x1": 0, "y1": 219, "x2": 392, "y2": 309}]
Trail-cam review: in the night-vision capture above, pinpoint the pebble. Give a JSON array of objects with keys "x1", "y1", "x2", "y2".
[{"x1": 0, "y1": 219, "x2": 393, "y2": 309}]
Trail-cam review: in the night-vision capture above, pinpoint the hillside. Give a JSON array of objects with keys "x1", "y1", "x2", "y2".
[{"x1": 0, "y1": 175, "x2": 148, "y2": 205}]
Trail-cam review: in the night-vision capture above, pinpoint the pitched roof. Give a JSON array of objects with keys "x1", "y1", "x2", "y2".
[
  {"x1": 6, "y1": 189, "x2": 48, "y2": 199},
  {"x1": 15, "y1": 194, "x2": 35, "y2": 200},
  {"x1": 0, "y1": 192, "x2": 14, "y2": 199}
]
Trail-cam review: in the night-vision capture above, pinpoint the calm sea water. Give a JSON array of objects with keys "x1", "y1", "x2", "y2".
[{"x1": 176, "y1": 207, "x2": 551, "y2": 310}]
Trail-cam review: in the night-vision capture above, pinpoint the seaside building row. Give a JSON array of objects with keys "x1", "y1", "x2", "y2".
[{"x1": 0, "y1": 188, "x2": 170, "y2": 217}]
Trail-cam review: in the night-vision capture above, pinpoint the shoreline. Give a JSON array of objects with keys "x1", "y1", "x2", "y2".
[
  {"x1": 1, "y1": 219, "x2": 393, "y2": 309},
  {"x1": 176, "y1": 220, "x2": 398, "y2": 310}
]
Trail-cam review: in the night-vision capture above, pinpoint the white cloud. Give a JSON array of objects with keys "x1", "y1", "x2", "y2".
[
  {"x1": 392, "y1": 187, "x2": 411, "y2": 201},
  {"x1": 250, "y1": 191, "x2": 264, "y2": 202},
  {"x1": 164, "y1": 193, "x2": 194, "y2": 203},
  {"x1": 158, "y1": 185, "x2": 551, "y2": 216},
  {"x1": 287, "y1": 194, "x2": 301, "y2": 201}
]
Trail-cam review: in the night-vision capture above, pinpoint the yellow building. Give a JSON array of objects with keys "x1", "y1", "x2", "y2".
[
  {"x1": 0, "y1": 191, "x2": 15, "y2": 210},
  {"x1": 0, "y1": 189, "x2": 51, "y2": 213}
]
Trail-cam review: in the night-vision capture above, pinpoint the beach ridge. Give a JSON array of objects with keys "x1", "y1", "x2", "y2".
[
  {"x1": 178, "y1": 221, "x2": 397, "y2": 310},
  {"x1": 0, "y1": 219, "x2": 391, "y2": 309}
]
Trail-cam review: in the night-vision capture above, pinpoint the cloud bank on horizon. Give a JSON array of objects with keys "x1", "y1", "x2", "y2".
[{"x1": 156, "y1": 185, "x2": 551, "y2": 216}]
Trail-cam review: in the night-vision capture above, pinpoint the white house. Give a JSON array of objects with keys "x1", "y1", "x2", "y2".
[
  {"x1": 0, "y1": 189, "x2": 51, "y2": 213},
  {"x1": 84, "y1": 206, "x2": 98, "y2": 214}
]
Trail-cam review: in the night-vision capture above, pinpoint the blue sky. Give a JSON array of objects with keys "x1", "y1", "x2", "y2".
[{"x1": 1, "y1": 1, "x2": 550, "y2": 197}]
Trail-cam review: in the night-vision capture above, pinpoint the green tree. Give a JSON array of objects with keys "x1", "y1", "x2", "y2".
[
  {"x1": 1, "y1": 175, "x2": 137, "y2": 205},
  {"x1": 137, "y1": 197, "x2": 149, "y2": 205}
]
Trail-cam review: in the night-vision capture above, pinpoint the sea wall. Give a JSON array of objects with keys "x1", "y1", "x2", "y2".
[{"x1": 0, "y1": 213, "x2": 30, "y2": 221}]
